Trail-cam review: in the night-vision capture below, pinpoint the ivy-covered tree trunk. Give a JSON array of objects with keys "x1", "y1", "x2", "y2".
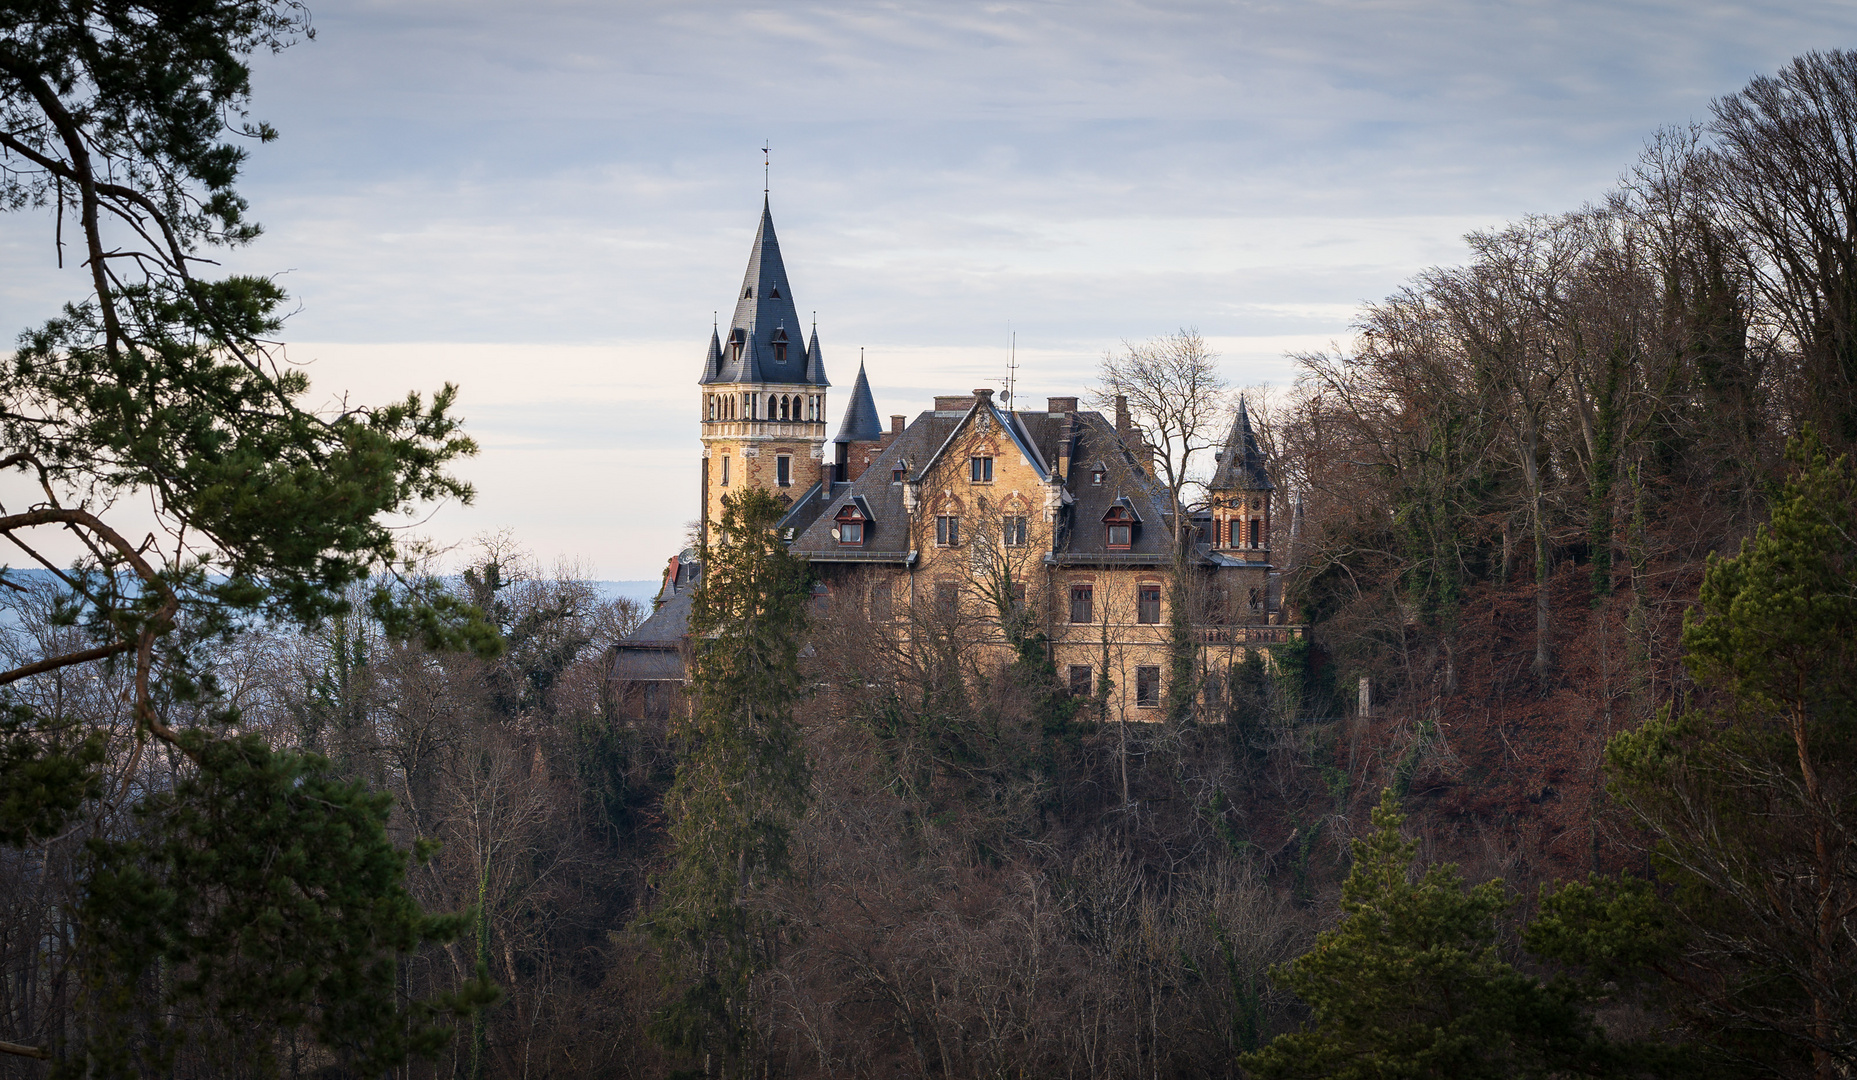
[{"x1": 645, "y1": 488, "x2": 811, "y2": 1078}]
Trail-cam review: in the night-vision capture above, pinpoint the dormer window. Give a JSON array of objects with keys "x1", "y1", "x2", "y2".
[
  {"x1": 743, "y1": 286, "x2": 753, "y2": 299},
  {"x1": 892, "y1": 459, "x2": 908, "y2": 483},
  {"x1": 1103, "y1": 503, "x2": 1138, "y2": 550},
  {"x1": 1091, "y1": 464, "x2": 1105, "y2": 486},
  {"x1": 772, "y1": 327, "x2": 789, "y2": 364},
  {"x1": 834, "y1": 499, "x2": 870, "y2": 547},
  {"x1": 770, "y1": 286, "x2": 782, "y2": 298}
]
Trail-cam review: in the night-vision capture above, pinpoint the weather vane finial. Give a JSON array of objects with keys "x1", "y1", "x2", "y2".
[{"x1": 762, "y1": 141, "x2": 771, "y2": 196}]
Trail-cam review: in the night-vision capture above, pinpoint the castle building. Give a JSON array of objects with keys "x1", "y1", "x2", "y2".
[{"x1": 610, "y1": 200, "x2": 1299, "y2": 723}]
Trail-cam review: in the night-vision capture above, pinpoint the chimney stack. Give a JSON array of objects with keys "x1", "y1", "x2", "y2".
[
  {"x1": 1115, "y1": 394, "x2": 1132, "y2": 437},
  {"x1": 890, "y1": 414, "x2": 905, "y2": 435}
]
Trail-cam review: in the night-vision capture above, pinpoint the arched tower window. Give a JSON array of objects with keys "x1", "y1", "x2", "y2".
[
  {"x1": 781, "y1": 396, "x2": 791, "y2": 420},
  {"x1": 768, "y1": 394, "x2": 777, "y2": 418}
]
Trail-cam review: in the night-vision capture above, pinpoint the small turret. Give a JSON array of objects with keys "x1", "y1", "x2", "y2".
[
  {"x1": 1208, "y1": 396, "x2": 1274, "y2": 555},
  {"x1": 832, "y1": 360, "x2": 885, "y2": 483}
]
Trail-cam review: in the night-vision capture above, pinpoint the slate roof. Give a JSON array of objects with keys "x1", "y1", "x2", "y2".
[
  {"x1": 833, "y1": 361, "x2": 883, "y2": 444},
  {"x1": 787, "y1": 396, "x2": 1176, "y2": 567},
  {"x1": 610, "y1": 555, "x2": 700, "y2": 682},
  {"x1": 1209, "y1": 396, "x2": 1273, "y2": 492},
  {"x1": 1055, "y1": 412, "x2": 1174, "y2": 564},
  {"x1": 699, "y1": 198, "x2": 828, "y2": 388},
  {"x1": 773, "y1": 480, "x2": 829, "y2": 541}
]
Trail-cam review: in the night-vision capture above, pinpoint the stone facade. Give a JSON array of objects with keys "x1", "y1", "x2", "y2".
[{"x1": 610, "y1": 201, "x2": 1302, "y2": 724}]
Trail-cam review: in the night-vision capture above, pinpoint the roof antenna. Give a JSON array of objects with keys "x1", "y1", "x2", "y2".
[
  {"x1": 1004, "y1": 327, "x2": 1018, "y2": 407},
  {"x1": 762, "y1": 141, "x2": 770, "y2": 197}
]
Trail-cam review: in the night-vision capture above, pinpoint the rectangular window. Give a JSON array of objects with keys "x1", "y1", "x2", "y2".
[
  {"x1": 776, "y1": 455, "x2": 792, "y2": 487},
  {"x1": 1138, "y1": 585, "x2": 1162, "y2": 624},
  {"x1": 1250, "y1": 519, "x2": 1261, "y2": 548},
  {"x1": 1107, "y1": 524, "x2": 1132, "y2": 549},
  {"x1": 892, "y1": 466, "x2": 906, "y2": 482},
  {"x1": 1069, "y1": 664, "x2": 1092, "y2": 697},
  {"x1": 1003, "y1": 516, "x2": 1027, "y2": 547},
  {"x1": 935, "y1": 582, "x2": 960, "y2": 618},
  {"x1": 970, "y1": 456, "x2": 994, "y2": 482},
  {"x1": 839, "y1": 521, "x2": 863, "y2": 545},
  {"x1": 870, "y1": 580, "x2": 892, "y2": 621},
  {"x1": 1010, "y1": 581, "x2": 1027, "y2": 611},
  {"x1": 936, "y1": 515, "x2": 960, "y2": 546},
  {"x1": 1136, "y1": 666, "x2": 1161, "y2": 708},
  {"x1": 720, "y1": 455, "x2": 731, "y2": 486},
  {"x1": 1069, "y1": 583, "x2": 1094, "y2": 624}
]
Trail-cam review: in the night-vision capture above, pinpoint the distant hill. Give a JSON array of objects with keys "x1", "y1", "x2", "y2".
[{"x1": 593, "y1": 581, "x2": 662, "y2": 605}]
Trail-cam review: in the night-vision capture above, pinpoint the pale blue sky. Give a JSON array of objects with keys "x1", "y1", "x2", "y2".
[{"x1": 3, "y1": 1, "x2": 1852, "y2": 577}]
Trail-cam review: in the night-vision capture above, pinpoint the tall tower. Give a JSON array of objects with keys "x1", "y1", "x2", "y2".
[{"x1": 698, "y1": 198, "x2": 831, "y2": 540}]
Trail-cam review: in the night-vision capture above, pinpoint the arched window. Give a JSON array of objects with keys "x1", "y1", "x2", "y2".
[
  {"x1": 768, "y1": 394, "x2": 778, "y2": 418},
  {"x1": 781, "y1": 396, "x2": 791, "y2": 420}
]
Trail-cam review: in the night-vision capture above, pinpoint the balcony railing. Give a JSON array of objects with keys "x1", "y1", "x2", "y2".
[{"x1": 1194, "y1": 624, "x2": 1304, "y2": 645}]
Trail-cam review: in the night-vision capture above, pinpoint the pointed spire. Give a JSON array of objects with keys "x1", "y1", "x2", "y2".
[
  {"x1": 717, "y1": 196, "x2": 809, "y2": 384},
  {"x1": 805, "y1": 321, "x2": 829, "y2": 386},
  {"x1": 833, "y1": 359, "x2": 882, "y2": 444},
  {"x1": 700, "y1": 325, "x2": 724, "y2": 384},
  {"x1": 1210, "y1": 394, "x2": 1273, "y2": 491}
]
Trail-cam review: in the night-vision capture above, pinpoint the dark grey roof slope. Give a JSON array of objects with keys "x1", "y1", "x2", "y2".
[
  {"x1": 1055, "y1": 412, "x2": 1175, "y2": 563},
  {"x1": 1210, "y1": 396, "x2": 1273, "y2": 491},
  {"x1": 833, "y1": 361, "x2": 883, "y2": 444},
  {"x1": 789, "y1": 410, "x2": 962, "y2": 562},
  {"x1": 699, "y1": 198, "x2": 825, "y2": 387},
  {"x1": 776, "y1": 480, "x2": 828, "y2": 538},
  {"x1": 787, "y1": 399, "x2": 1175, "y2": 567},
  {"x1": 611, "y1": 556, "x2": 699, "y2": 681}
]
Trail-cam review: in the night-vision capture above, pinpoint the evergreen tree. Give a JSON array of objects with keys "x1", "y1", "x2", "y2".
[
  {"x1": 0, "y1": 2, "x2": 498, "y2": 1069},
  {"x1": 1241, "y1": 791, "x2": 1625, "y2": 1079},
  {"x1": 1606, "y1": 427, "x2": 1857, "y2": 1078},
  {"x1": 646, "y1": 488, "x2": 811, "y2": 1078}
]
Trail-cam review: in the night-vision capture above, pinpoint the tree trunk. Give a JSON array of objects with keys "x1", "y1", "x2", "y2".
[{"x1": 1520, "y1": 407, "x2": 1552, "y2": 680}]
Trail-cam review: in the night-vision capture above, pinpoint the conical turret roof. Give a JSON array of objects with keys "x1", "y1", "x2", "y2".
[
  {"x1": 700, "y1": 326, "x2": 723, "y2": 383},
  {"x1": 833, "y1": 360, "x2": 883, "y2": 444},
  {"x1": 1209, "y1": 396, "x2": 1273, "y2": 491},
  {"x1": 803, "y1": 323, "x2": 829, "y2": 386},
  {"x1": 699, "y1": 197, "x2": 822, "y2": 386}
]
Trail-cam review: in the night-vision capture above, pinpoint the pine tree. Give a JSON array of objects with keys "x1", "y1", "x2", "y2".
[
  {"x1": 1606, "y1": 427, "x2": 1857, "y2": 1077},
  {"x1": 0, "y1": 2, "x2": 499, "y2": 1068},
  {"x1": 646, "y1": 488, "x2": 811, "y2": 1078},
  {"x1": 1241, "y1": 791, "x2": 1622, "y2": 1079}
]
